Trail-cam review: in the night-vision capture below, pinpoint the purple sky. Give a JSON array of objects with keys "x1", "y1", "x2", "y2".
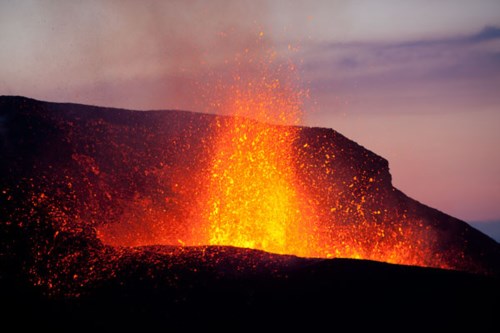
[{"x1": 1, "y1": 0, "x2": 499, "y2": 239}]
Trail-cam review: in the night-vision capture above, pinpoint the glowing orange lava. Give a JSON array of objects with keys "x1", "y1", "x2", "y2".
[{"x1": 195, "y1": 75, "x2": 322, "y2": 257}]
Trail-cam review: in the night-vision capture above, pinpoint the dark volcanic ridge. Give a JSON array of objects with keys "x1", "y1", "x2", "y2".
[
  {"x1": 2, "y1": 243, "x2": 499, "y2": 332},
  {"x1": 0, "y1": 96, "x2": 499, "y2": 331}
]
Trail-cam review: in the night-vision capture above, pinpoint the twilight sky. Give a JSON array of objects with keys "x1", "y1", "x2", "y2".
[{"x1": 1, "y1": 0, "x2": 500, "y2": 239}]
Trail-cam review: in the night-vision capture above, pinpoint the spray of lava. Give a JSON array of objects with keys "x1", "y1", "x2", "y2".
[
  {"x1": 195, "y1": 62, "x2": 323, "y2": 257},
  {"x1": 95, "y1": 40, "x2": 454, "y2": 267}
]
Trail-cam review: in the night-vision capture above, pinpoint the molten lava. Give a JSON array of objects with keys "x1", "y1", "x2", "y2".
[{"x1": 198, "y1": 77, "x2": 321, "y2": 257}]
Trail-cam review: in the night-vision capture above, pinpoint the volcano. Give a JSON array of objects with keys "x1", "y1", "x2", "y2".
[{"x1": 1, "y1": 96, "x2": 499, "y2": 332}]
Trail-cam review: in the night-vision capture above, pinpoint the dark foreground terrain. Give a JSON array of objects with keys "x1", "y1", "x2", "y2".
[{"x1": 2, "y1": 245, "x2": 499, "y2": 332}]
